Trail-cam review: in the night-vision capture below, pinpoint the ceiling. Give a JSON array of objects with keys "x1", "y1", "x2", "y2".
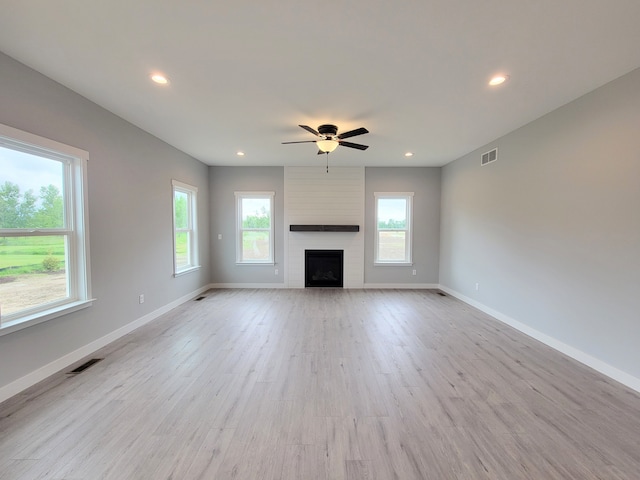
[{"x1": 1, "y1": 1, "x2": 639, "y2": 168}]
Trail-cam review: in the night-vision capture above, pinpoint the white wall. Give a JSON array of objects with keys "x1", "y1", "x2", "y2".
[
  {"x1": 0, "y1": 52, "x2": 211, "y2": 400},
  {"x1": 440, "y1": 68, "x2": 640, "y2": 387},
  {"x1": 285, "y1": 167, "x2": 365, "y2": 288}
]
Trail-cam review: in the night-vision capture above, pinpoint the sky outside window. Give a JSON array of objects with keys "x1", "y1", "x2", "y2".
[
  {"x1": 378, "y1": 198, "x2": 406, "y2": 225},
  {"x1": 0, "y1": 147, "x2": 63, "y2": 205}
]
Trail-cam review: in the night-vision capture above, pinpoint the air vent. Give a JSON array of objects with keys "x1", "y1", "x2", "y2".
[
  {"x1": 67, "y1": 358, "x2": 103, "y2": 375},
  {"x1": 481, "y1": 148, "x2": 498, "y2": 166}
]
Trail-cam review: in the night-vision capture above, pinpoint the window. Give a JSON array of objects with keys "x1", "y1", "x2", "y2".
[
  {"x1": 172, "y1": 180, "x2": 199, "y2": 275},
  {"x1": 235, "y1": 192, "x2": 274, "y2": 264},
  {"x1": 0, "y1": 123, "x2": 91, "y2": 333},
  {"x1": 374, "y1": 192, "x2": 413, "y2": 265}
]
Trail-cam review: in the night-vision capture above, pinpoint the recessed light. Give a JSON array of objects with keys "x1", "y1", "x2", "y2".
[
  {"x1": 404, "y1": 152, "x2": 414, "y2": 157},
  {"x1": 150, "y1": 73, "x2": 169, "y2": 85},
  {"x1": 236, "y1": 151, "x2": 245, "y2": 156},
  {"x1": 489, "y1": 74, "x2": 509, "y2": 86}
]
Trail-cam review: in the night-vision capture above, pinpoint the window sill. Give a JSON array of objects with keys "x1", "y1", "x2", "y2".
[
  {"x1": 374, "y1": 262, "x2": 414, "y2": 267},
  {"x1": 0, "y1": 299, "x2": 95, "y2": 337},
  {"x1": 174, "y1": 265, "x2": 201, "y2": 277},
  {"x1": 236, "y1": 262, "x2": 275, "y2": 266}
]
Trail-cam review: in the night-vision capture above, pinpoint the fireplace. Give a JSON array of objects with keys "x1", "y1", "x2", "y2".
[{"x1": 305, "y1": 250, "x2": 344, "y2": 288}]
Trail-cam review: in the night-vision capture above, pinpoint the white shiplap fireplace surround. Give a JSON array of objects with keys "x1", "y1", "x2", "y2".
[{"x1": 284, "y1": 167, "x2": 365, "y2": 288}]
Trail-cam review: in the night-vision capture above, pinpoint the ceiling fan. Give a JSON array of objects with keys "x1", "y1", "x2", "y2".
[{"x1": 282, "y1": 124, "x2": 369, "y2": 155}]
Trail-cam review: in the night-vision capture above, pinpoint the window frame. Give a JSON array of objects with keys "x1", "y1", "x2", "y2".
[
  {"x1": 0, "y1": 123, "x2": 92, "y2": 336},
  {"x1": 374, "y1": 192, "x2": 414, "y2": 266},
  {"x1": 235, "y1": 191, "x2": 275, "y2": 265},
  {"x1": 172, "y1": 180, "x2": 200, "y2": 276}
]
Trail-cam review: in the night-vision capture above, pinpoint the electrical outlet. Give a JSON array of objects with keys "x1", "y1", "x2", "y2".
[
  {"x1": 275, "y1": 268, "x2": 279, "y2": 275},
  {"x1": 218, "y1": 233, "x2": 222, "y2": 240},
  {"x1": 475, "y1": 283, "x2": 479, "y2": 292},
  {"x1": 412, "y1": 269, "x2": 417, "y2": 276},
  {"x1": 139, "y1": 294, "x2": 144, "y2": 304}
]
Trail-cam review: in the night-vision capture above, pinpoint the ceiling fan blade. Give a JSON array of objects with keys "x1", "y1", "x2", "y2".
[
  {"x1": 282, "y1": 140, "x2": 318, "y2": 144},
  {"x1": 337, "y1": 127, "x2": 369, "y2": 140},
  {"x1": 299, "y1": 125, "x2": 320, "y2": 136},
  {"x1": 339, "y1": 141, "x2": 369, "y2": 150}
]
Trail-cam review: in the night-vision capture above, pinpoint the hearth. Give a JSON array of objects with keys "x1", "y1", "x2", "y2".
[{"x1": 305, "y1": 250, "x2": 344, "y2": 288}]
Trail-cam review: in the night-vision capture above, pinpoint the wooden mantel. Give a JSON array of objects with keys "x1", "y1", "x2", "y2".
[{"x1": 289, "y1": 225, "x2": 360, "y2": 232}]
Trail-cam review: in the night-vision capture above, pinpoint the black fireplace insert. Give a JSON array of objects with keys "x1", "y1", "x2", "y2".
[{"x1": 305, "y1": 250, "x2": 344, "y2": 288}]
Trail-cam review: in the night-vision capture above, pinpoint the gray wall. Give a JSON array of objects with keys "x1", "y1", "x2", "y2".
[
  {"x1": 209, "y1": 166, "x2": 285, "y2": 285},
  {"x1": 209, "y1": 166, "x2": 442, "y2": 287},
  {"x1": 364, "y1": 167, "x2": 441, "y2": 285},
  {"x1": 440, "y1": 68, "x2": 640, "y2": 380},
  {"x1": 0, "y1": 52, "x2": 211, "y2": 392}
]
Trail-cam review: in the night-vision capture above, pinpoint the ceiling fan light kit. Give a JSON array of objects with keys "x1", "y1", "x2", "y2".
[{"x1": 317, "y1": 139, "x2": 339, "y2": 153}]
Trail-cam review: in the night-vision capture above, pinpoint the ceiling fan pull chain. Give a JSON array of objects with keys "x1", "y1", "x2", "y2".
[{"x1": 326, "y1": 152, "x2": 329, "y2": 173}]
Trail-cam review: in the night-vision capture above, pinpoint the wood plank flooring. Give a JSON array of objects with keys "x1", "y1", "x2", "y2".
[{"x1": 1, "y1": 289, "x2": 639, "y2": 479}]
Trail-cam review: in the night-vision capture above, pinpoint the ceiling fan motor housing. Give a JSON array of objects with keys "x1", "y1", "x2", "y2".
[{"x1": 318, "y1": 124, "x2": 338, "y2": 137}]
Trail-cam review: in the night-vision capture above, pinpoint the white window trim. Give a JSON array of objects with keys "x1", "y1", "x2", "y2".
[
  {"x1": 235, "y1": 191, "x2": 275, "y2": 265},
  {"x1": 172, "y1": 180, "x2": 200, "y2": 276},
  {"x1": 374, "y1": 192, "x2": 414, "y2": 266},
  {"x1": 0, "y1": 123, "x2": 93, "y2": 336}
]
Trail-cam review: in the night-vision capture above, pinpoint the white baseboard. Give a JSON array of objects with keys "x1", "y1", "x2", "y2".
[
  {"x1": 0, "y1": 285, "x2": 211, "y2": 404},
  {"x1": 210, "y1": 283, "x2": 440, "y2": 290},
  {"x1": 363, "y1": 283, "x2": 440, "y2": 289},
  {"x1": 209, "y1": 283, "x2": 286, "y2": 289},
  {"x1": 439, "y1": 285, "x2": 640, "y2": 394}
]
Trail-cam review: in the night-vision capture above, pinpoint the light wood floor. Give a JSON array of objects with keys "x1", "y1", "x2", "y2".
[{"x1": 1, "y1": 289, "x2": 639, "y2": 479}]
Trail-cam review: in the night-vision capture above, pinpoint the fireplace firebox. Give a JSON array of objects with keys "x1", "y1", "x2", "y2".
[{"x1": 305, "y1": 250, "x2": 344, "y2": 288}]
